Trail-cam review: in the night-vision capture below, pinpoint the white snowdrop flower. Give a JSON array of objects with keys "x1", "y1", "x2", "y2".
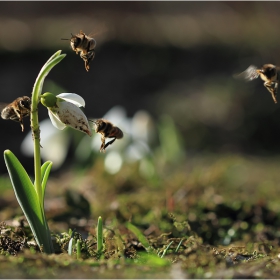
[{"x1": 41, "y1": 92, "x2": 92, "y2": 136}]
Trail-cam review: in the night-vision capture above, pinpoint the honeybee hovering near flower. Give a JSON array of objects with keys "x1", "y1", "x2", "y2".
[
  {"x1": 1, "y1": 96, "x2": 31, "y2": 132},
  {"x1": 62, "y1": 30, "x2": 96, "y2": 72},
  {"x1": 90, "y1": 119, "x2": 123, "y2": 152},
  {"x1": 234, "y1": 64, "x2": 280, "y2": 104}
]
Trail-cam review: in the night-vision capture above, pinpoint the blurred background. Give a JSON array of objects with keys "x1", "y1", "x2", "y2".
[
  {"x1": 1, "y1": 2, "x2": 280, "y2": 250},
  {"x1": 1, "y1": 1, "x2": 280, "y2": 174},
  {"x1": 0, "y1": 2, "x2": 280, "y2": 172},
  {"x1": 0, "y1": 2, "x2": 280, "y2": 173}
]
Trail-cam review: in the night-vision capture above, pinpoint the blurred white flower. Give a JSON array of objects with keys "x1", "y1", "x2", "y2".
[
  {"x1": 91, "y1": 106, "x2": 130, "y2": 153},
  {"x1": 21, "y1": 119, "x2": 70, "y2": 170},
  {"x1": 41, "y1": 92, "x2": 92, "y2": 136},
  {"x1": 131, "y1": 110, "x2": 155, "y2": 144},
  {"x1": 84, "y1": 105, "x2": 155, "y2": 174},
  {"x1": 104, "y1": 151, "x2": 123, "y2": 174}
]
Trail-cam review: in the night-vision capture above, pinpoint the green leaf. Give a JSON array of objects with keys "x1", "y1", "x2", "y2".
[
  {"x1": 137, "y1": 252, "x2": 170, "y2": 267},
  {"x1": 4, "y1": 150, "x2": 54, "y2": 254},
  {"x1": 41, "y1": 161, "x2": 52, "y2": 202},
  {"x1": 97, "y1": 216, "x2": 103, "y2": 255},
  {"x1": 76, "y1": 240, "x2": 81, "y2": 259},
  {"x1": 126, "y1": 222, "x2": 152, "y2": 252}
]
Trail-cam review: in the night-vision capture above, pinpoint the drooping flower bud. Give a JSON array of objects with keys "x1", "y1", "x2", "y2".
[
  {"x1": 41, "y1": 92, "x2": 92, "y2": 136},
  {"x1": 41, "y1": 92, "x2": 57, "y2": 108}
]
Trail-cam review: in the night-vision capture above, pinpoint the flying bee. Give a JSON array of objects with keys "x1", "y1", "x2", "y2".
[
  {"x1": 234, "y1": 64, "x2": 280, "y2": 104},
  {"x1": 90, "y1": 119, "x2": 123, "y2": 152},
  {"x1": 1, "y1": 96, "x2": 31, "y2": 132},
  {"x1": 62, "y1": 30, "x2": 96, "y2": 72}
]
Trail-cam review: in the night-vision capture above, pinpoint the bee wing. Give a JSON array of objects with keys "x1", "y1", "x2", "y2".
[
  {"x1": 0, "y1": 102, "x2": 9, "y2": 111},
  {"x1": 0, "y1": 103, "x2": 16, "y2": 121},
  {"x1": 233, "y1": 65, "x2": 259, "y2": 81},
  {"x1": 0, "y1": 102, "x2": 9, "y2": 117},
  {"x1": 0, "y1": 102, "x2": 30, "y2": 121}
]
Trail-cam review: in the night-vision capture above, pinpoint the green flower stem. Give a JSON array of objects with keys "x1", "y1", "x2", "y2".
[
  {"x1": 31, "y1": 50, "x2": 66, "y2": 205},
  {"x1": 30, "y1": 51, "x2": 66, "y2": 253}
]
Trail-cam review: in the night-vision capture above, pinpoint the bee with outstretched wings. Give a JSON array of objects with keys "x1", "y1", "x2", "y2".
[{"x1": 234, "y1": 64, "x2": 280, "y2": 104}]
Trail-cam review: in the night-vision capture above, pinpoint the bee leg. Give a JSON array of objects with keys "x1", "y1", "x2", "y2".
[
  {"x1": 15, "y1": 110, "x2": 25, "y2": 132},
  {"x1": 84, "y1": 60, "x2": 90, "y2": 72},
  {"x1": 100, "y1": 136, "x2": 106, "y2": 152},
  {"x1": 264, "y1": 82, "x2": 278, "y2": 104},
  {"x1": 103, "y1": 138, "x2": 116, "y2": 150},
  {"x1": 19, "y1": 117, "x2": 25, "y2": 132},
  {"x1": 20, "y1": 122, "x2": 24, "y2": 132},
  {"x1": 80, "y1": 52, "x2": 90, "y2": 72}
]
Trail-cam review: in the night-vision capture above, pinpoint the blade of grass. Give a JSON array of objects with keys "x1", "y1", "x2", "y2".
[
  {"x1": 126, "y1": 222, "x2": 153, "y2": 253},
  {"x1": 76, "y1": 240, "x2": 81, "y2": 259},
  {"x1": 160, "y1": 241, "x2": 173, "y2": 258},
  {"x1": 175, "y1": 238, "x2": 184, "y2": 253},
  {"x1": 97, "y1": 216, "x2": 103, "y2": 256}
]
